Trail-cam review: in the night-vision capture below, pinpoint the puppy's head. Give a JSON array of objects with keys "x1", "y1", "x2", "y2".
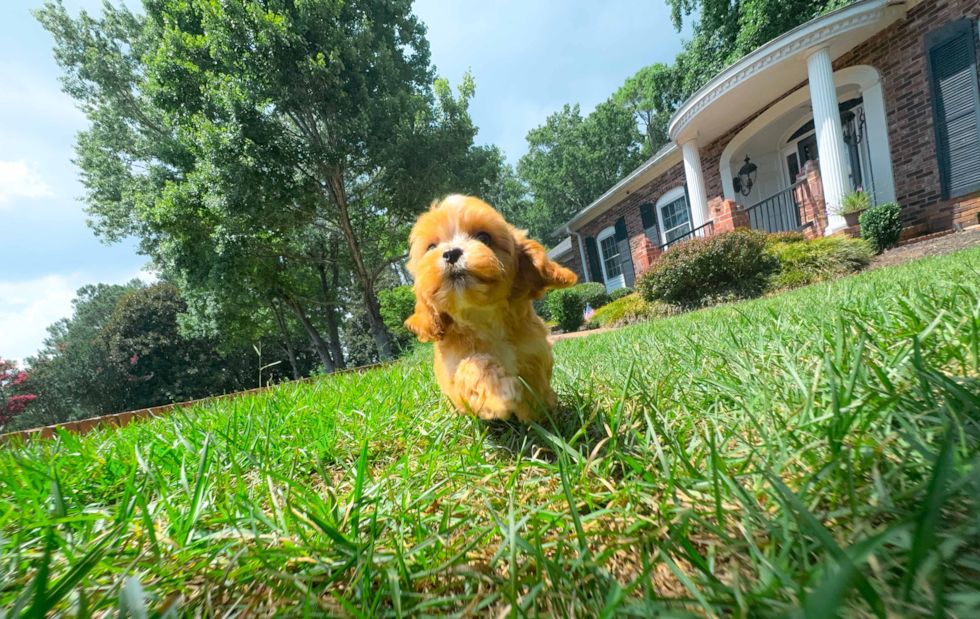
[{"x1": 405, "y1": 195, "x2": 576, "y2": 341}]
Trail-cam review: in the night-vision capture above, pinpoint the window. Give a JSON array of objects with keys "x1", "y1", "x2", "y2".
[
  {"x1": 596, "y1": 226, "x2": 626, "y2": 293},
  {"x1": 926, "y1": 19, "x2": 980, "y2": 200},
  {"x1": 600, "y1": 235, "x2": 622, "y2": 279},
  {"x1": 657, "y1": 187, "x2": 692, "y2": 245}
]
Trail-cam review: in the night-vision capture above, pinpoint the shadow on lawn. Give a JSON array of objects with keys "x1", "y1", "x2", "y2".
[{"x1": 480, "y1": 401, "x2": 613, "y2": 464}]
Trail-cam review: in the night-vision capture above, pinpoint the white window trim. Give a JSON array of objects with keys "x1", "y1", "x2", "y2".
[
  {"x1": 596, "y1": 226, "x2": 626, "y2": 293},
  {"x1": 656, "y1": 186, "x2": 691, "y2": 246}
]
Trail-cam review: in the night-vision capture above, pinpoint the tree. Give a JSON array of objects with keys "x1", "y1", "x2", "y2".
[
  {"x1": 518, "y1": 100, "x2": 644, "y2": 242},
  {"x1": 24, "y1": 281, "x2": 142, "y2": 427},
  {"x1": 0, "y1": 358, "x2": 35, "y2": 428},
  {"x1": 613, "y1": 63, "x2": 680, "y2": 156},
  {"x1": 37, "y1": 0, "x2": 495, "y2": 364}
]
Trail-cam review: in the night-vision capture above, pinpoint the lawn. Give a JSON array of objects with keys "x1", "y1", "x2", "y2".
[{"x1": 2, "y1": 248, "x2": 979, "y2": 618}]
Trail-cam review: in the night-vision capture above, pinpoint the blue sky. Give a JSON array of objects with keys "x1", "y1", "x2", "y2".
[{"x1": 1, "y1": 0, "x2": 687, "y2": 362}]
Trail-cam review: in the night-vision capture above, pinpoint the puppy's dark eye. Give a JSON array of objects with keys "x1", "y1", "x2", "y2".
[
  {"x1": 426, "y1": 243, "x2": 437, "y2": 252},
  {"x1": 475, "y1": 232, "x2": 492, "y2": 246}
]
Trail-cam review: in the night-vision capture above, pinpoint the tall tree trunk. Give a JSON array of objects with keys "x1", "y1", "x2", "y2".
[
  {"x1": 316, "y1": 260, "x2": 346, "y2": 369},
  {"x1": 284, "y1": 297, "x2": 335, "y2": 373},
  {"x1": 324, "y1": 171, "x2": 393, "y2": 360},
  {"x1": 269, "y1": 298, "x2": 301, "y2": 380}
]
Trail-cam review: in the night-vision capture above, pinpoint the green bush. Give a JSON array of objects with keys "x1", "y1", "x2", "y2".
[
  {"x1": 591, "y1": 293, "x2": 677, "y2": 328},
  {"x1": 637, "y1": 228, "x2": 776, "y2": 307},
  {"x1": 547, "y1": 288, "x2": 585, "y2": 333},
  {"x1": 765, "y1": 236, "x2": 873, "y2": 291},
  {"x1": 532, "y1": 295, "x2": 551, "y2": 321},
  {"x1": 860, "y1": 202, "x2": 902, "y2": 253},
  {"x1": 571, "y1": 282, "x2": 611, "y2": 310},
  {"x1": 609, "y1": 286, "x2": 634, "y2": 302},
  {"x1": 378, "y1": 285, "x2": 417, "y2": 355},
  {"x1": 765, "y1": 230, "x2": 806, "y2": 246}
]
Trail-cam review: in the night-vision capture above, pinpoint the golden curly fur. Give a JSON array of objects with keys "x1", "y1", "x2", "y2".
[{"x1": 405, "y1": 195, "x2": 577, "y2": 422}]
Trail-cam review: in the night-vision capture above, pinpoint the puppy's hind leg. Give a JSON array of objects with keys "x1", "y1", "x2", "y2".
[{"x1": 453, "y1": 355, "x2": 523, "y2": 421}]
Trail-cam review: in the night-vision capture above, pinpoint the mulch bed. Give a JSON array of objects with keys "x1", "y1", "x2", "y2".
[{"x1": 869, "y1": 227, "x2": 980, "y2": 271}]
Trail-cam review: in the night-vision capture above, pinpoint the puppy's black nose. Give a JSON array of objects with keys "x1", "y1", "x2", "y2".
[{"x1": 443, "y1": 247, "x2": 463, "y2": 264}]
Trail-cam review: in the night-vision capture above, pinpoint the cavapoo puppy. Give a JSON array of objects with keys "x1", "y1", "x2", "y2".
[{"x1": 405, "y1": 195, "x2": 577, "y2": 422}]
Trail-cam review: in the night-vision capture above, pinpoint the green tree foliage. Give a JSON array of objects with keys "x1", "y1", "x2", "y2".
[
  {"x1": 612, "y1": 63, "x2": 680, "y2": 156},
  {"x1": 23, "y1": 281, "x2": 142, "y2": 428},
  {"x1": 517, "y1": 101, "x2": 644, "y2": 242},
  {"x1": 36, "y1": 0, "x2": 495, "y2": 368},
  {"x1": 378, "y1": 285, "x2": 417, "y2": 357}
]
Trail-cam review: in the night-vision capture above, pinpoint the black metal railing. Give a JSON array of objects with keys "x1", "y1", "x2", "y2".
[
  {"x1": 658, "y1": 220, "x2": 714, "y2": 251},
  {"x1": 745, "y1": 181, "x2": 804, "y2": 234}
]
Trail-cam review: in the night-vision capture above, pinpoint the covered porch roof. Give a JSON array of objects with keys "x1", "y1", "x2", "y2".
[
  {"x1": 668, "y1": 0, "x2": 913, "y2": 145},
  {"x1": 555, "y1": 0, "x2": 916, "y2": 236}
]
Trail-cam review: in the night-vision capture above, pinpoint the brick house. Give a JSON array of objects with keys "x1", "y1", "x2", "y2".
[{"x1": 548, "y1": 0, "x2": 980, "y2": 293}]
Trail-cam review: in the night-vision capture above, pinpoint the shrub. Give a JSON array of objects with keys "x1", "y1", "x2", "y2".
[
  {"x1": 609, "y1": 286, "x2": 635, "y2": 302},
  {"x1": 532, "y1": 295, "x2": 551, "y2": 321},
  {"x1": 860, "y1": 202, "x2": 902, "y2": 253},
  {"x1": 637, "y1": 228, "x2": 776, "y2": 307},
  {"x1": 547, "y1": 288, "x2": 585, "y2": 333},
  {"x1": 765, "y1": 230, "x2": 806, "y2": 246},
  {"x1": 765, "y1": 236, "x2": 873, "y2": 291},
  {"x1": 570, "y1": 282, "x2": 611, "y2": 310},
  {"x1": 378, "y1": 285, "x2": 417, "y2": 354},
  {"x1": 591, "y1": 293, "x2": 678, "y2": 328}
]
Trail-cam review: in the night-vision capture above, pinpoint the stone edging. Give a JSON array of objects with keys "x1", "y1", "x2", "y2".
[{"x1": 0, "y1": 361, "x2": 391, "y2": 445}]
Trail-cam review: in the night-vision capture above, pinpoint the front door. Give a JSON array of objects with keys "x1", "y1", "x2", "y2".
[{"x1": 797, "y1": 134, "x2": 818, "y2": 166}]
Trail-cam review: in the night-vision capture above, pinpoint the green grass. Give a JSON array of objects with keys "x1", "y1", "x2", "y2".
[{"x1": 3, "y1": 248, "x2": 980, "y2": 618}]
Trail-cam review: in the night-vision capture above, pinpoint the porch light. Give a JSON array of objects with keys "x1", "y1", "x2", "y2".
[{"x1": 733, "y1": 156, "x2": 758, "y2": 196}]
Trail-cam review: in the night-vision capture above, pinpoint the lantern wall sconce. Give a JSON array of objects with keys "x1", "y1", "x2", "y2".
[{"x1": 732, "y1": 155, "x2": 758, "y2": 197}]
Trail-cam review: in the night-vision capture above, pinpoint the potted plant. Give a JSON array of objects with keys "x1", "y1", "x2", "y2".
[{"x1": 832, "y1": 188, "x2": 872, "y2": 227}]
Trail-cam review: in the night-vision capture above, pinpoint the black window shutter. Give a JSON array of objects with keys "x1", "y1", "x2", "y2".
[
  {"x1": 640, "y1": 203, "x2": 659, "y2": 242},
  {"x1": 584, "y1": 236, "x2": 604, "y2": 283},
  {"x1": 926, "y1": 19, "x2": 980, "y2": 200},
  {"x1": 613, "y1": 217, "x2": 636, "y2": 287}
]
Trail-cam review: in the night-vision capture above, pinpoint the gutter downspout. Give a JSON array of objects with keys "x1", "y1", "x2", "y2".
[{"x1": 567, "y1": 227, "x2": 589, "y2": 283}]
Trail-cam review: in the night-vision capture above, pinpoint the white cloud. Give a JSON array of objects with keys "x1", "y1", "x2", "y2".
[
  {"x1": 0, "y1": 160, "x2": 53, "y2": 204},
  {"x1": 0, "y1": 269, "x2": 157, "y2": 364}
]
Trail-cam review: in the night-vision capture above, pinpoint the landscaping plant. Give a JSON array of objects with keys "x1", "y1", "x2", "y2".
[
  {"x1": 765, "y1": 235, "x2": 873, "y2": 291},
  {"x1": 546, "y1": 287, "x2": 586, "y2": 332},
  {"x1": 569, "y1": 282, "x2": 612, "y2": 310},
  {"x1": 860, "y1": 201, "x2": 903, "y2": 253},
  {"x1": 590, "y1": 293, "x2": 676, "y2": 328},
  {"x1": 637, "y1": 228, "x2": 775, "y2": 306},
  {"x1": 378, "y1": 285, "x2": 418, "y2": 356},
  {"x1": 609, "y1": 286, "x2": 635, "y2": 301},
  {"x1": 833, "y1": 187, "x2": 872, "y2": 216}
]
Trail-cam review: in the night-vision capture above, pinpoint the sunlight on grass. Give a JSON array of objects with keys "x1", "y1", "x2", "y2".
[{"x1": 2, "y1": 248, "x2": 980, "y2": 617}]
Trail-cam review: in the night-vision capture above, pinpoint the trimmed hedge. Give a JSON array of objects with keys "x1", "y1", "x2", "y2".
[
  {"x1": 547, "y1": 288, "x2": 585, "y2": 333},
  {"x1": 609, "y1": 286, "x2": 634, "y2": 302},
  {"x1": 637, "y1": 229, "x2": 776, "y2": 306},
  {"x1": 860, "y1": 202, "x2": 902, "y2": 253},
  {"x1": 571, "y1": 282, "x2": 611, "y2": 311},
  {"x1": 765, "y1": 236, "x2": 872, "y2": 291}
]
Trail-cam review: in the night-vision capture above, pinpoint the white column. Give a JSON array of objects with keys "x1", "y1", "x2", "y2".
[
  {"x1": 681, "y1": 138, "x2": 709, "y2": 230},
  {"x1": 861, "y1": 81, "x2": 896, "y2": 205},
  {"x1": 806, "y1": 46, "x2": 849, "y2": 234}
]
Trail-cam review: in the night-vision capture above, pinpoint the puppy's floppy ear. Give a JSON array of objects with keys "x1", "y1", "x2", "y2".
[
  {"x1": 405, "y1": 299, "x2": 449, "y2": 343},
  {"x1": 513, "y1": 235, "x2": 578, "y2": 300}
]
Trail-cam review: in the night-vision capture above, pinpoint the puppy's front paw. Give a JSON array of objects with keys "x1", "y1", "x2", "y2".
[{"x1": 453, "y1": 356, "x2": 523, "y2": 421}]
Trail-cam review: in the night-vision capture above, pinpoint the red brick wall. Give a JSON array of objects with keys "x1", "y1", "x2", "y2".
[
  {"x1": 833, "y1": 0, "x2": 980, "y2": 231},
  {"x1": 573, "y1": 162, "x2": 687, "y2": 282}
]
